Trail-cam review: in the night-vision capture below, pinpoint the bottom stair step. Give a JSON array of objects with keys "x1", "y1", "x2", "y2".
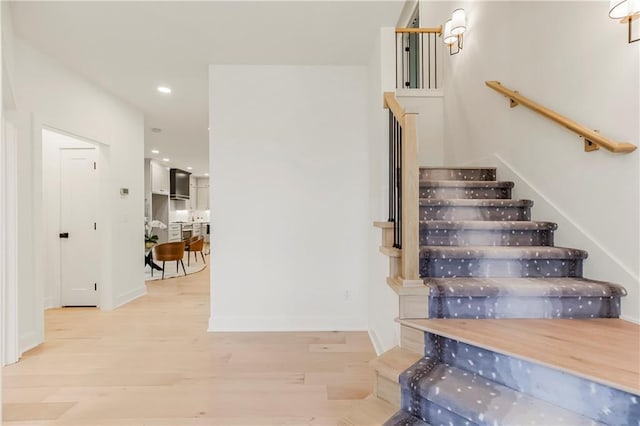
[
  {"x1": 384, "y1": 410, "x2": 430, "y2": 426},
  {"x1": 399, "y1": 318, "x2": 639, "y2": 425},
  {"x1": 339, "y1": 395, "x2": 397, "y2": 426},
  {"x1": 400, "y1": 362, "x2": 604, "y2": 425}
]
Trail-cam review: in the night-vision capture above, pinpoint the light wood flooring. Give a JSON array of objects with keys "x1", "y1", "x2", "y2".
[
  {"x1": 402, "y1": 318, "x2": 640, "y2": 395},
  {"x1": 2, "y1": 265, "x2": 377, "y2": 425}
]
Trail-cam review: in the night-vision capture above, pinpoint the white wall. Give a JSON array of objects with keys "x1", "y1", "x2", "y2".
[
  {"x1": 209, "y1": 65, "x2": 369, "y2": 331},
  {"x1": 366, "y1": 28, "x2": 402, "y2": 354},
  {"x1": 421, "y1": 1, "x2": 640, "y2": 320},
  {"x1": 11, "y1": 35, "x2": 145, "y2": 353}
]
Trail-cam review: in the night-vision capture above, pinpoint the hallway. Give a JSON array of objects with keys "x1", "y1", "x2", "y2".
[{"x1": 2, "y1": 266, "x2": 376, "y2": 425}]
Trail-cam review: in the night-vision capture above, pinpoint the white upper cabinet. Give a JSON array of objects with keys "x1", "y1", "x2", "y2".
[
  {"x1": 196, "y1": 178, "x2": 209, "y2": 210},
  {"x1": 151, "y1": 161, "x2": 170, "y2": 195}
]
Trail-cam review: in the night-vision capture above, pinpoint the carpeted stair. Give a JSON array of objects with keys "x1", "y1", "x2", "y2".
[{"x1": 385, "y1": 166, "x2": 634, "y2": 425}]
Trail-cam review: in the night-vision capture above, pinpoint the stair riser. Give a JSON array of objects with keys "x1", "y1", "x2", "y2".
[
  {"x1": 428, "y1": 296, "x2": 621, "y2": 319},
  {"x1": 420, "y1": 168, "x2": 496, "y2": 181},
  {"x1": 420, "y1": 258, "x2": 583, "y2": 278},
  {"x1": 421, "y1": 206, "x2": 531, "y2": 221},
  {"x1": 419, "y1": 332, "x2": 640, "y2": 425},
  {"x1": 420, "y1": 186, "x2": 511, "y2": 200},
  {"x1": 400, "y1": 392, "x2": 473, "y2": 426},
  {"x1": 421, "y1": 229, "x2": 554, "y2": 246}
]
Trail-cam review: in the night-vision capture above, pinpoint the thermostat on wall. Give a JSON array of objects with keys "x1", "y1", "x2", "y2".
[{"x1": 120, "y1": 188, "x2": 129, "y2": 196}]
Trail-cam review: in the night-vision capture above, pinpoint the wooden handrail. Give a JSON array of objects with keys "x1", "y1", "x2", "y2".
[
  {"x1": 383, "y1": 92, "x2": 421, "y2": 286},
  {"x1": 486, "y1": 81, "x2": 637, "y2": 153},
  {"x1": 383, "y1": 92, "x2": 406, "y2": 126},
  {"x1": 396, "y1": 27, "x2": 442, "y2": 35}
]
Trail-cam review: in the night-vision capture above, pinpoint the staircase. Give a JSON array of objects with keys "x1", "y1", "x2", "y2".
[{"x1": 351, "y1": 166, "x2": 639, "y2": 425}]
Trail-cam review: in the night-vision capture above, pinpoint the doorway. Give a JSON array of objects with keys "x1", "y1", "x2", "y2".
[{"x1": 42, "y1": 129, "x2": 102, "y2": 308}]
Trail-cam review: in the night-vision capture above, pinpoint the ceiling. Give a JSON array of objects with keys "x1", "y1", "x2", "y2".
[{"x1": 10, "y1": 1, "x2": 405, "y2": 177}]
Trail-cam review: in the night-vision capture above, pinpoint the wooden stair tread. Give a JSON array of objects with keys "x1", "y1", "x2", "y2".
[
  {"x1": 400, "y1": 318, "x2": 640, "y2": 395},
  {"x1": 370, "y1": 346, "x2": 422, "y2": 381},
  {"x1": 338, "y1": 395, "x2": 396, "y2": 426}
]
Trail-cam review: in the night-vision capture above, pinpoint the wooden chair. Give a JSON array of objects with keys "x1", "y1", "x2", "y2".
[
  {"x1": 154, "y1": 241, "x2": 186, "y2": 279},
  {"x1": 185, "y1": 236, "x2": 206, "y2": 266}
]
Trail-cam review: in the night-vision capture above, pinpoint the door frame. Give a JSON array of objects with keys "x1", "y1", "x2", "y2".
[
  {"x1": 25, "y1": 115, "x2": 112, "y2": 355},
  {"x1": 40, "y1": 125, "x2": 109, "y2": 310},
  {"x1": 1, "y1": 118, "x2": 19, "y2": 365}
]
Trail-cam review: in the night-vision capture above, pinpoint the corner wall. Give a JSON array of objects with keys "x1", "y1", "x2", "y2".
[
  {"x1": 11, "y1": 36, "x2": 145, "y2": 353},
  {"x1": 421, "y1": 1, "x2": 640, "y2": 320},
  {"x1": 209, "y1": 65, "x2": 369, "y2": 331}
]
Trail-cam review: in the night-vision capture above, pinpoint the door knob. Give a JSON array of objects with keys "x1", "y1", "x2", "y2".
[{"x1": 59, "y1": 232, "x2": 69, "y2": 238}]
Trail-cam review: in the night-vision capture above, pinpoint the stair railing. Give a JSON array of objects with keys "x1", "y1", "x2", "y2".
[
  {"x1": 486, "y1": 81, "x2": 637, "y2": 153},
  {"x1": 396, "y1": 27, "x2": 443, "y2": 90},
  {"x1": 384, "y1": 92, "x2": 421, "y2": 286}
]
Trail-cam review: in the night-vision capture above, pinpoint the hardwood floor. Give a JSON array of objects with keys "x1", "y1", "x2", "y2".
[{"x1": 2, "y1": 265, "x2": 377, "y2": 425}]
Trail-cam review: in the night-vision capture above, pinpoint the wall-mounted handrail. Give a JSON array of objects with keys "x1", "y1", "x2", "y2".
[
  {"x1": 486, "y1": 81, "x2": 637, "y2": 153},
  {"x1": 383, "y1": 92, "x2": 420, "y2": 285}
]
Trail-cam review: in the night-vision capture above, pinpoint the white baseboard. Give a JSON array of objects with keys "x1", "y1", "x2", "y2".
[
  {"x1": 19, "y1": 331, "x2": 40, "y2": 356},
  {"x1": 208, "y1": 315, "x2": 367, "y2": 332},
  {"x1": 113, "y1": 286, "x2": 146, "y2": 310},
  {"x1": 368, "y1": 328, "x2": 385, "y2": 356},
  {"x1": 465, "y1": 154, "x2": 639, "y2": 322}
]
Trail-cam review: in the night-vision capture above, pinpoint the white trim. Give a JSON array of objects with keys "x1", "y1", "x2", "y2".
[
  {"x1": 396, "y1": 89, "x2": 444, "y2": 98},
  {"x1": 2, "y1": 119, "x2": 19, "y2": 365},
  {"x1": 367, "y1": 328, "x2": 385, "y2": 356},
  {"x1": 208, "y1": 315, "x2": 367, "y2": 332},
  {"x1": 18, "y1": 331, "x2": 40, "y2": 355},
  {"x1": 113, "y1": 286, "x2": 146, "y2": 310}
]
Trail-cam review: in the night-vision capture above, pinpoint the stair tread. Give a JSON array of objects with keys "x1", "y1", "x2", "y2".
[
  {"x1": 404, "y1": 362, "x2": 603, "y2": 425},
  {"x1": 420, "y1": 180, "x2": 513, "y2": 188},
  {"x1": 420, "y1": 199, "x2": 533, "y2": 207},
  {"x1": 425, "y1": 277, "x2": 626, "y2": 297},
  {"x1": 339, "y1": 395, "x2": 397, "y2": 426},
  {"x1": 384, "y1": 410, "x2": 430, "y2": 426},
  {"x1": 370, "y1": 346, "x2": 422, "y2": 381},
  {"x1": 420, "y1": 245, "x2": 588, "y2": 259},
  {"x1": 399, "y1": 318, "x2": 640, "y2": 395},
  {"x1": 420, "y1": 220, "x2": 557, "y2": 231}
]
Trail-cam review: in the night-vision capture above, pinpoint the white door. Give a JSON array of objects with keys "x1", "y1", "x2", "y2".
[{"x1": 60, "y1": 148, "x2": 99, "y2": 306}]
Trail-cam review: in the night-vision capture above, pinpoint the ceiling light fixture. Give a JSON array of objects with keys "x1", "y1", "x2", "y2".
[
  {"x1": 157, "y1": 86, "x2": 172, "y2": 94},
  {"x1": 609, "y1": 0, "x2": 640, "y2": 43},
  {"x1": 204, "y1": 173, "x2": 209, "y2": 177},
  {"x1": 151, "y1": 149, "x2": 160, "y2": 154},
  {"x1": 187, "y1": 167, "x2": 193, "y2": 170},
  {"x1": 162, "y1": 158, "x2": 170, "y2": 162}
]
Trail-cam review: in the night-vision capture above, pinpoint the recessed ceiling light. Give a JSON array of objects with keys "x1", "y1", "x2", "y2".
[
  {"x1": 162, "y1": 158, "x2": 170, "y2": 162},
  {"x1": 187, "y1": 167, "x2": 193, "y2": 170},
  {"x1": 151, "y1": 149, "x2": 160, "y2": 154},
  {"x1": 204, "y1": 173, "x2": 209, "y2": 177},
  {"x1": 157, "y1": 86, "x2": 172, "y2": 94}
]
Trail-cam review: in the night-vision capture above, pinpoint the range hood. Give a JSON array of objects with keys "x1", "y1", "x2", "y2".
[{"x1": 170, "y1": 168, "x2": 191, "y2": 200}]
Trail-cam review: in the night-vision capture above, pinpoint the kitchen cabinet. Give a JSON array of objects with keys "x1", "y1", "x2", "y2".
[
  {"x1": 193, "y1": 223, "x2": 202, "y2": 237},
  {"x1": 168, "y1": 223, "x2": 181, "y2": 242},
  {"x1": 186, "y1": 175, "x2": 197, "y2": 210},
  {"x1": 151, "y1": 161, "x2": 170, "y2": 195},
  {"x1": 196, "y1": 178, "x2": 209, "y2": 210}
]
